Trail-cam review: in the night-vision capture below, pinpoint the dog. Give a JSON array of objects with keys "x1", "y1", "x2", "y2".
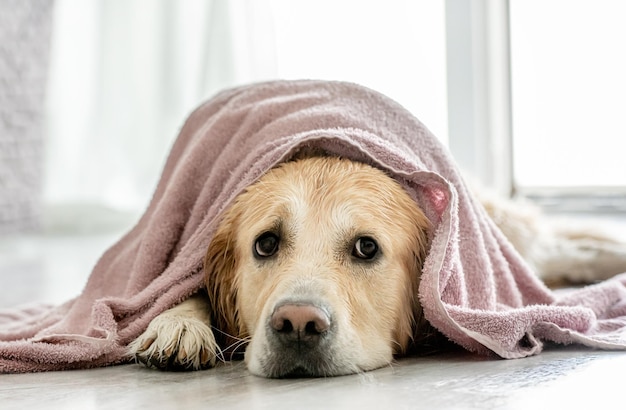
[{"x1": 128, "y1": 156, "x2": 626, "y2": 377}]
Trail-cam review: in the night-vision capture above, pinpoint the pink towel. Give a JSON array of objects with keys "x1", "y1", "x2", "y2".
[{"x1": 2, "y1": 80, "x2": 626, "y2": 373}]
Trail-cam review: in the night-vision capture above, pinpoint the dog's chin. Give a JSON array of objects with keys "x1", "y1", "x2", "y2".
[
  {"x1": 246, "y1": 349, "x2": 362, "y2": 378},
  {"x1": 245, "y1": 331, "x2": 388, "y2": 378},
  {"x1": 253, "y1": 355, "x2": 342, "y2": 379}
]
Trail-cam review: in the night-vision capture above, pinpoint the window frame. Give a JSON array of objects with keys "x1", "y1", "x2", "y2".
[
  {"x1": 445, "y1": 0, "x2": 626, "y2": 213},
  {"x1": 445, "y1": 0, "x2": 513, "y2": 197}
]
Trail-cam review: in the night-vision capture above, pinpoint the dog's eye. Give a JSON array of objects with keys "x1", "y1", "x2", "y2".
[
  {"x1": 352, "y1": 237, "x2": 379, "y2": 260},
  {"x1": 254, "y1": 232, "x2": 280, "y2": 258}
]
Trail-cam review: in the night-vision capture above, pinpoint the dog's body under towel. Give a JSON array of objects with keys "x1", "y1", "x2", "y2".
[{"x1": 2, "y1": 80, "x2": 626, "y2": 373}]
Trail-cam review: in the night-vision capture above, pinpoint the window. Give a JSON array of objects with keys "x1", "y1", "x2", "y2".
[{"x1": 510, "y1": 0, "x2": 626, "y2": 210}]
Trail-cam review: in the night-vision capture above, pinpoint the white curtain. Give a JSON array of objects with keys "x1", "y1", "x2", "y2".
[
  {"x1": 0, "y1": 0, "x2": 54, "y2": 234},
  {"x1": 43, "y1": 0, "x2": 448, "y2": 231},
  {"x1": 44, "y1": 0, "x2": 276, "y2": 230}
]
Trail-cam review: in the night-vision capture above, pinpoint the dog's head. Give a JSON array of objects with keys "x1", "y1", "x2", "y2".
[{"x1": 205, "y1": 157, "x2": 430, "y2": 377}]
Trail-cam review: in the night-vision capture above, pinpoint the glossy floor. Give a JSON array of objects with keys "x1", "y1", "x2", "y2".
[
  {"x1": 1, "y1": 230, "x2": 625, "y2": 410},
  {"x1": 2, "y1": 347, "x2": 624, "y2": 410}
]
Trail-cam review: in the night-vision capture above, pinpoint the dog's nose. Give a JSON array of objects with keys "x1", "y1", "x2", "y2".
[{"x1": 270, "y1": 303, "x2": 330, "y2": 346}]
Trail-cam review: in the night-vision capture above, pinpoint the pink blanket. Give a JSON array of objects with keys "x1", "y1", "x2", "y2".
[{"x1": 2, "y1": 80, "x2": 626, "y2": 373}]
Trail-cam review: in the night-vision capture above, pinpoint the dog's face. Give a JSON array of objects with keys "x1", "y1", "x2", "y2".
[{"x1": 205, "y1": 157, "x2": 430, "y2": 377}]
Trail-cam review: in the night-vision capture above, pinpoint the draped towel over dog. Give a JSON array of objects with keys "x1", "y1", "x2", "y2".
[{"x1": 2, "y1": 80, "x2": 626, "y2": 373}]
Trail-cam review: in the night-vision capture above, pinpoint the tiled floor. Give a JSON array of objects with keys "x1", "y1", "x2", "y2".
[{"x1": 1, "y1": 228, "x2": 626, "y2": 409}]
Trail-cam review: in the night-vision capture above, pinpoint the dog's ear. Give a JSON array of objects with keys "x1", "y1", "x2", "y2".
[
  {"x1": 395, "y1": 238, "x2": 428, "y2": 355},
  {"x1": 413, "y1": 214, "x2": 431, "y2": 271},
  {"x1": 396, "y1": 211, "x2": 433, "y2": 355},
  {"x1": 204, "y1": 213, "x2": 241, "y2": 341},
  {"x1": 408, "y1": 215, "x2": 444, "y2": 353}
]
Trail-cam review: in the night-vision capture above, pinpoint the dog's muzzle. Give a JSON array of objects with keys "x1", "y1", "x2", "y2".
[{"x1": 265, "y1": 301, "x2": 334, "y2": 377}]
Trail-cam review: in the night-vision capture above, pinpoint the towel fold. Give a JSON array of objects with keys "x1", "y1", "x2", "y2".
[{"x1": 2, "y1": 80, "x2": 626, "y2": 373}]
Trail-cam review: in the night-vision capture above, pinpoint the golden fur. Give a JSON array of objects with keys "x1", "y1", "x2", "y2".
[
  {"x1": 129, "y1": 156, "x2": 626, "y2": 376},
  {"x1": 130, "y1": 157, "x2": 431, "y2": 377}
]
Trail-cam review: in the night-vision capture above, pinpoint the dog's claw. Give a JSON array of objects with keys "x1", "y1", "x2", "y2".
[
  {"x1": 200, "y1": 348, "x2": 210, "y2": 365},
  {"x1": 140, "y1": 338, "x2": 155, "y2": 351}
]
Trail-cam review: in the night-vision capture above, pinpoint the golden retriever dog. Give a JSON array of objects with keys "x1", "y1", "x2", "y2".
[
  {"x1": 129, "y1": 156, "x2": 626, "y2": 377},
  {"x1": 130, "y1": 156, "x2": 431, "y2": 377}
]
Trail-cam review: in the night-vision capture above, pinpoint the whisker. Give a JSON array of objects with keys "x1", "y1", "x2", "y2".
[
  {"x1": 224, "y1": 335, "x2": 252, "y2": 351},
  {"x1": 226, "y1": 337, "x2": 251, "y2": 352},
  {"x1": 215, "y1": 338, "x2": 251, "y2": 363},
  {"x1": 210, "y1": 326, "x2": 251, "y2": 363},
  {"x1": 213, "y1": 343, "x2": 227, "y2": 363},
  {"x1": 210, "y1": 326, "x2": 249, "y2": 342}
]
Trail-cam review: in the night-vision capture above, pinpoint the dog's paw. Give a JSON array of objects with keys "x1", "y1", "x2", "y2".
[{"x1": 128, "y1": 314, "x2": 218, "y2": 371}]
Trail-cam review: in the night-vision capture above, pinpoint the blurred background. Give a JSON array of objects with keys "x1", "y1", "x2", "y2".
[{"x1": 2, "y1": 0, "x2": 626, "y2": 237}]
